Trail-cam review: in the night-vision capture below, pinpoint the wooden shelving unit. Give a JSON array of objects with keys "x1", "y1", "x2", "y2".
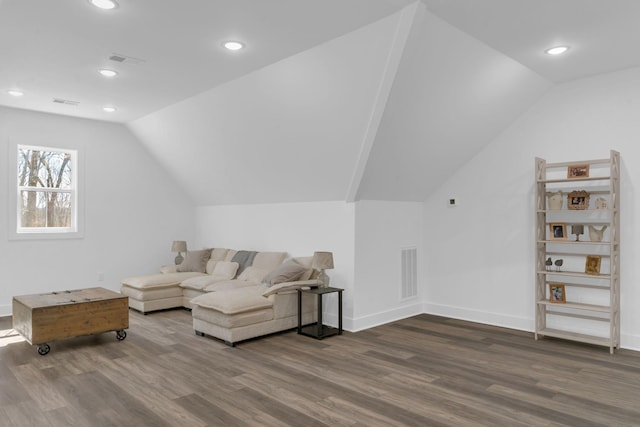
[{"x1": 534, "y1": 150, "x2": 620, "y2": 353}]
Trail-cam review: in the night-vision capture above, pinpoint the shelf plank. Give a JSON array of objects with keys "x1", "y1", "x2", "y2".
[
  {"x1": 539, "y1": 176, "x2": 611, "y2": 184},
  {"x1": 544, "y1": 281, "x2": 609, "y2": 290},
  {"x1": 546, "y1": 310, "x2": 610, "y2": 322},
  {"x1": 536, "y1": 328, "x2": 612, "y2": 347},
  {"x1": 545, "y1": 251, "x2": 610, "y2": 258},
  {"x1": 538, "y1": 270, "x2": 610, "y2": 279},
  {"x1": 546, "y1": 158, "x2": 610, "y2": 168},
  {"x1": 538, "y1": 240, "x2": 611, "y2": 245},
  {"x1": 537, "y1": 299, "x2": 610, "y2": 312}
]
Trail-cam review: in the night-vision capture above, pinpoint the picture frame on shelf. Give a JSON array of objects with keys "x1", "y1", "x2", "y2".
[
  {"x1": 567, "y1": 190, "x2": 590, "y2": 210},
  {"x1": 567, "y1": 164, "x2": 590, "y2": 179},
  {"x1": 549, "y1": 284, "x2": 566, "y2": 303},
  {"x1": 585, "y1": 255, "x2": 602, "y2": 275},
  {"x1": 549, "y1": 223, "x2": 567, "y2": 241}
]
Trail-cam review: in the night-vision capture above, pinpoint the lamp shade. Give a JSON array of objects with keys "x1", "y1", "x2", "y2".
[
  {"x1": 312, "y1": 251, "x2": 334, "y2": 270},
  {"x1": 171, "y1": 240, "x2": 187, "y2": 253}
]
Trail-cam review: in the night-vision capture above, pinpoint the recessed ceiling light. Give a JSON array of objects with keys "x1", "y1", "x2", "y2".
[
  {"x1": 7, "y1": 90, "x2": 24, "y2": 97},
  {"x1": 89, "y1": 0, "x2": 118, "y2": 10},
  {"x1": 103, "y1": 106, "x2": 117, "y2": 113},
  {"x1": 545, "y1": 46, "x2": 569, "y2": 55},
  {"x1": 99, "y1": 69, "x2": 118, "y2": 78},
  {"x1": 223, "y1": 41, "x2": 245, "y2": 51}
]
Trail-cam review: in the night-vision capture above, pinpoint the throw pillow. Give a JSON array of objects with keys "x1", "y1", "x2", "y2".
[
  {"x1": 176, "y1": 249, "x2": 211, "y2": 273},
  {"x1": 262, "y1": 259, "x2": 311, "y2": 287},
  {"x1": 212, "y1": 261, "x2": 239, "y2": 279}
]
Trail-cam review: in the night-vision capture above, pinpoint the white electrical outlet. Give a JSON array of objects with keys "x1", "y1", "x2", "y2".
[{"x1": 97, "y1": 272, "x2": 104, "y2": 281}]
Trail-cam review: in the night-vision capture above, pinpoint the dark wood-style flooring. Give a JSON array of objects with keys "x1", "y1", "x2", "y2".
[{"x1": 1, "y1": 310, "x2": 639, "y2": 426}]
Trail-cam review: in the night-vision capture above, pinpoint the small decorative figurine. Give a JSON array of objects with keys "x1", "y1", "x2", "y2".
[
  {"x1": 554, "y1": 259, "x2": 563, "y2": 272},
  {"x1": 545, "y1": 257, "x2": 553, "y2": 271}
]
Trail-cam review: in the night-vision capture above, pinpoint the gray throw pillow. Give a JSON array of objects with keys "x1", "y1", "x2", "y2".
[
  {"x1": 176, "y1": 249, "x2": 211, "y2": 273},
  {"x1": 262, "y1": 259, "x2": 310, "y2": 287}
]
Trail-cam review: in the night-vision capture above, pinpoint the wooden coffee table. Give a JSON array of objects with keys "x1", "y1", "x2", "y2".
[{"x1": 12, "y1": 287, "x2": 129, "y2": 355}]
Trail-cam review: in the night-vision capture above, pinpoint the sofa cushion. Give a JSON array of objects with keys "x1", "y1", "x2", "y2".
[
  {"x1": 203, "y1": 279, "x2": 257, "y2": 292},
  {"x1": 121, "y1": 286, "x2": 183, "y2": 301},
  {"x1": 213, "y1": 261, "x2": 239, "y2": 278},
  {"x1": 292, "y1": 256, "x2": 314, "y2": 280},
  {"x1": 191, "y1": 287, "x2": 272, "y2": 314},
  {"x1": 160, "y1": 265, "x2": 177, "y2": 274},
  {"x1": 237, "y1": 267, "x2": 270, "y2": 283},
  {"x1": 206, "y1": 248, "x2": 231, "y2": 273},
  {"x1": 122, "y1": 272, "x2": 205, "y2": 289},
  {"x1": 262, "y1": 259, "x2": 311, "y2": 286},
  {"x1": 252, "y1": 252, "x2": 287, "y2": 271},
  {"x1": 192, "y1": 305, "x2": 273, "y2": 328},
  {"x1": 181, "y1": 275, "x2": 237, "y2": 292},
  {"x1": 177, "y1": 249, "x2": 211, "y2": 273}
]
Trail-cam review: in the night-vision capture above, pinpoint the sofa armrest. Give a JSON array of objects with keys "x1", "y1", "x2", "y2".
[
  {"x1": 160, "y1": 265, "x2": 177, "y2": 274},
  {"x1": 261, "y1": 280, "x2": 317, "y2": 297}
]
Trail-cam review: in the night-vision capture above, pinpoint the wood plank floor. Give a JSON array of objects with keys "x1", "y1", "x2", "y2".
[{"x1": 1, "y1": 311, "x2": 639, "y2": 426}]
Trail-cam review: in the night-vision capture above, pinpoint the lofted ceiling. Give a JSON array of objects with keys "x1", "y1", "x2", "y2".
[
  {"x1": 3, "y1": 0, "x2": 640, "y2": 205},
  {"x1": 0, "y1": 0, "x2": 414, "y2": 122}
]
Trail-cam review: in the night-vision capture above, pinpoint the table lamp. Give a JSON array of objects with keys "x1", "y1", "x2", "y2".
[
  {"x1": 171, "y1": 240, "x2": 187, "y2": 265},
  {"x1": 312, "y1": 251, "x2": 334, "y2": 288}
]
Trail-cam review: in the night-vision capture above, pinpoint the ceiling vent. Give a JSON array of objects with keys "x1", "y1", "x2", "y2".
[
  {"x1": 109, "y1": 53, "x2": 145, "y2": 65},
  {"x1": 52, "y1": 98, "x2": 79, "y2": 106}
]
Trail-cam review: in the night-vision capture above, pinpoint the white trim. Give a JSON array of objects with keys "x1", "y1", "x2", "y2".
[
  {"x1": 8, "y1": 143, "x2": 84, "y2": 240},
  {"x1": 422, "y1": 302, "x2": 533, "y2": 332},
  {"x1": 345, "y1": 302, "x2": 423, "y2": 332}
]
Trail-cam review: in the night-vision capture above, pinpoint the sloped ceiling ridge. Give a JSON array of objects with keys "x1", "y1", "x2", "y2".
[
  {"x1": 127, "y1": 10, "x2": 406, "y2": 206},
  {"x1": 355, "y1": 4, "x2": 553, "y2": 201}
]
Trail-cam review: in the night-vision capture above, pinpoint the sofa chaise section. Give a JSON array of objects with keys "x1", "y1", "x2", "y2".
[
  {"x1": 190, "y1": 256, "x2": 318, "y2": 345},
  {"x1": 191, "y1": 282, "x2": 317, "y2": 346},
  {"x1": 120, "y1": 271, "x2": 206, "y2": 313}
]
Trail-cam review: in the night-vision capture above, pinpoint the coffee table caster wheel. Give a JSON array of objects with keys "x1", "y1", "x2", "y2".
[
  {"x1": 37, "y1": 344, "x2": 50, "y2": 356},
  {"x1": 116, "y1": 330, "x2": 127, "y2": 341}
]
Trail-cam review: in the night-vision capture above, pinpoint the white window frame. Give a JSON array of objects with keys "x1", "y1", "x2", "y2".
[{"x1": 9, "y1": 144, "x2": 84, "y2": 240}]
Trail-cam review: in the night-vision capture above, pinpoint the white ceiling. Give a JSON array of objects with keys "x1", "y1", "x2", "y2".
[
  {"x1": 3, "y1": 0, "x2": 640, "y2": 122},
  {"x1": 0, "y1": 0, "x2": 413, "y2": 122},
  {"x1": 423, "y1": 0, "x2": 640, "y2": 83},
  {"x1": 3, "y1": 0, "x2": 640, "y2": 204}
]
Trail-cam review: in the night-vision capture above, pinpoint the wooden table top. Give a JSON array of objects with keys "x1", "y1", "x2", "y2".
[{"x1": 13, "y1": 287, "x2": 125, "y2": 309}]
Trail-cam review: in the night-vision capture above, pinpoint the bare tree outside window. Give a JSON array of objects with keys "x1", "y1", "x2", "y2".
[{"x1": 17, "y1": 146, "x2": 75, "y2": 230}]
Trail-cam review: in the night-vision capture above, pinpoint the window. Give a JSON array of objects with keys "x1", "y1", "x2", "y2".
[{"x1": 17, "y1": 145, "x2": 78, "y2": 234}]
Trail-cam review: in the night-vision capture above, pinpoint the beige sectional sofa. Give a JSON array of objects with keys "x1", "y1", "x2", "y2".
[{"x1": 121, "y1": 248, "x2": 318, "y2": 345}]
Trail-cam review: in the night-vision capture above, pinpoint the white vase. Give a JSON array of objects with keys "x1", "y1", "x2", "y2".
[
  {"x1": 588, "y1": 225, "x2": 607, "y2": 242},
  {"x1": 547, "y1": 191, "x2": 563, "y2": 210}
]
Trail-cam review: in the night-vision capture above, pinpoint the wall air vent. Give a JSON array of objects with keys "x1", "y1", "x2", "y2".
[
  {"x1": 52, "y1": 98, "x2": 79, "y2": 106},
  {"x1": 401, "y1": 247, "x2": 418, "y2": 299},
  {"x1": 109, "y1": 53, "x2": 145, "y2": 65}
]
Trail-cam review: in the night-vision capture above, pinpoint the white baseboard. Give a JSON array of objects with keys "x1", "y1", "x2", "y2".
[
  {"x1": 0, "y1": 305, "x2": 11, "y2": 318},
  {"x1": 621, "y1": 333, "x2": 640, "y2": 352},
  {"x1": 422, "y1": 302, "x2": 533, "y2": 333},
  {"x1": 344, "y1": 302, "x2": 423, "y2": 332},
  {"x1": 424, "y1": 302, "x2": 640, "y2": 352}
]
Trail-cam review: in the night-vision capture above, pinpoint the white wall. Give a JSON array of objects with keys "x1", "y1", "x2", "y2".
[
  {"x1": 195, "y1": 201, "x2": 355, "y2": 325},
  {"x1": 353, "y1": 200, "x2": 423, "y2": 330},
  {"x1": 0, "y1": 107, "x2": 195, "y2": 315},
  {"x1": 194, "y1": 200, "x2": 425, "y2": 331},
  {"x1": 422, "y1": 67, "x2": 640, "y2": 350}
]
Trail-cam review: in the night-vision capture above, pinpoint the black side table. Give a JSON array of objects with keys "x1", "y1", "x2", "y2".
[{"x1": 297, "y1": 286, "x2": 343, "y2": 339}]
